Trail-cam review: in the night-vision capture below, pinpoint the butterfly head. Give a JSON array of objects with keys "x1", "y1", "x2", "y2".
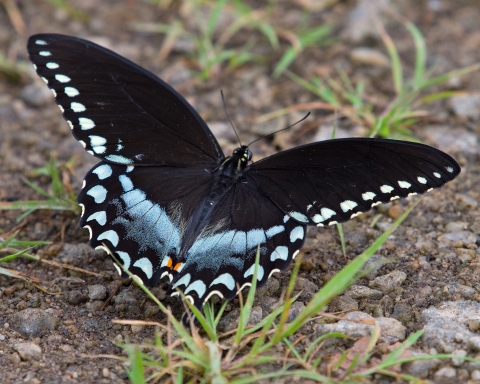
[{"x1": 232, "y1": 145, "x2": 252, "y2": 165}]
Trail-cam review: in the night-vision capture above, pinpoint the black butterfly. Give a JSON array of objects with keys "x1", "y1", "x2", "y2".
[{"x1": 27, "y1": 34, "x2": 460, "y2": 310}]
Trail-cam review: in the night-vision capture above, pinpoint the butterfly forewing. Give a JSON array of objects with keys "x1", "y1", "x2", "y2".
[
  {"x1": 78, "y1": 161, "x2": 218, "y2": 285},
  {"x1": 248, "y1": 138, "x2": 461, "y2": 226},
  {"x1": 27, "y1": 34, "x2": 224, "y2": 167}
]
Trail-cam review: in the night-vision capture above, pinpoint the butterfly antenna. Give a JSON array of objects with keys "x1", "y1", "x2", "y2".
[
  {"x1": 248, "y1": 112, "x2": 311, "y2": 147},
  {"x1": 221, "y1": 90, "x2": 242, "y2": 147}
]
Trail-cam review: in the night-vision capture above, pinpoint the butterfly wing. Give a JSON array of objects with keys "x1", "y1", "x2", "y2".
[
  {"x1": 246, "y1": 138, "x2": 460, "y2": 226},
  {"x1": 78, "y1": 161, "x2": 218, "y2": 285},
  {"x1": 166, "y1": 180, "x2": 306, "y2": 308},
  {"x1": 27, "y1": 34, "x2": 224, "y2": 166}
]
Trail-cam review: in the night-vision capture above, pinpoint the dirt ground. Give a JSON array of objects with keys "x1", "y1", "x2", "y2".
[{"x1": 0, "y1": 0, "x2": 480, "y2": 383}]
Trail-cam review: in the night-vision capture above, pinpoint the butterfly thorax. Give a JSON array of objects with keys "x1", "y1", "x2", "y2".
[{"x1": 177, "y1": 145, "x2": 252, "y2": 259}]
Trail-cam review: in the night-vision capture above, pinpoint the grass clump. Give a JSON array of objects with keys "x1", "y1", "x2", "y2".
[
  {"x1": 111, "y1": 201, "x2": 465, "y2": 383},
  {"x1": 0, "y1": 157, "x2": 79, "y2": 222},
  {"x1": 132, "y1": 0, "x2": 331, "y2": 80},
  {"x1": 287, "y1": 17, "x2": 480, "y2": 140}
]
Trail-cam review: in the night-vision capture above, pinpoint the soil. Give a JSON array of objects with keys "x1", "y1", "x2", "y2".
[{"x1": 0, "y1": 0, "x2": 479, "y2": 383}]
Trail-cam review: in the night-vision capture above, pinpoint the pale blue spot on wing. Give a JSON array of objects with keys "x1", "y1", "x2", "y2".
[
  {"x1": 185, "y1": 280, "x2": 206, "y2": 298},
  {"x1": 98, "y1": 230, "x2": 119, "y2": 247},
  {"x1": 92, "y1": 164, "x2": 112, "y2": 180},
  {"x1": 270, "y1": 246, "x2": 288, "y2": 262},
  {"x1": 105, "y1": 154, "x2": 133, "y2": 164},
  {"x1": 116, "y1": 251, "x2": 131, "y2": 270},
  {"x1": 290, "y1": 226, "x2": 304, "y2": 242},
  {"x1": 210, "y1": 273, "x2": 235, "y2": 290},
  {"x1": 86, "y1": 211, "x2": 107, "y2": 225},
  {"x1": 133, "y1": 257, "x2": 153, "y2": 279},
  {"x1": 87, "y1": 185, "x2": 107, "y2": 203},
  {"x1": 119, "y1": 175, "x2": 134, "y2": 192},
  {"x1": 265, "y1": 225, "x2": 284, "y2": 238},
  {"x1": 243, "y1": 264, "x2": 264, "y2": 281},
  {"x1": 173, "y1": 273, "x2": 191, "y2": 289}
]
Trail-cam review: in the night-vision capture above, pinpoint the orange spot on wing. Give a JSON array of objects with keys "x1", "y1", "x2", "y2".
[
  {"x1": 166, "y1": 258, "x2": 173, "y2": 269},
  {"x1": 173, "y1": 263, "x2": 182, "y2": 271}
]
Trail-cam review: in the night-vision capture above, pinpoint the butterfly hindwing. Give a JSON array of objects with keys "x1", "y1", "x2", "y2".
[
  {"x1": 166, "y1": 181, "x2": 306, "y2": 307},
  {"x1": 247, "y1": 138, "x2": 460, "y2": 227},
  {"x1": 27, "y1": 34, "x2": 224, "y2": 167}
]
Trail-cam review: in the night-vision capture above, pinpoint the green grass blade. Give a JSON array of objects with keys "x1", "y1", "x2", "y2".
[{"x1": 406, "y1": 22, "x2": 426, "y2": 89}]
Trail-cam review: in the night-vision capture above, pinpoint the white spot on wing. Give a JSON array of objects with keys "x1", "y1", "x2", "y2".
[
  {"x1": 83, "y1": 225, "x2": 92, "y2": 239},
  {"x1": 126, "y1": 165, "x2": 134, "y2": 173},
  {"x1": 398, "y1": 181, "x2": 411, "y2": 189},
  {"x1": 71, "y1": 102, "x2": 86, "y2": 112},
  {"x1": 79, "y1": 117, "x2": 95, "y2": 130},
  {"x1": 362, "y1": 191, "x2": 376, "y2": 201},
  {"x1": 105, "y1": 154, "x2": 133, "y2": 164},
  {"x1": 55, "y1": 74, "x2": 71, "y2": 83},
  {"x1": 89, "y1": 135, "x2": 106, "y2": 146},
  {"x1": 380, "y1": 185, "x2": 394, "y2": 193},
  {"x1": 46, "y1": 62, "x2": 59, "y2": 69},
  {"x1": 340, "y1": 200, "x2": 358, "y2": 212},
  {"x1": 41, "y1": 77, "x2": 48, "y2": 84},
  {"x1": 292, "y1": 250, "x2": 300, "y2": 259},
  {"x1": 98, "y1": 230, "x2": 119, "y2": 247},
  {"x1": 51, "y1": 89, "x2": 57, "y2": 97},
  {"x1": 58, "y1": 105, "x2": 64, "y2": 113},
  {"x1": 67, "y1": 120, "x2": 73, "y2": 129},
  {"x1": 35, "y1": 39, "x2": 47, "y2": 45},
  {"x1": 446, "y1": 166, "x2": 454, "y2": 173},
  {"x1": 289, "y1": 211, "x2": 308, "y2": 223},
  {"x1": 65, "y1": 86, "x2": 79, "y2": 97},
  {"x1": 433, "y1": 172, "x2": 441, "y2": 178},
  {"x1": 417, "y1": 176, "x2": 427, "y2": 184},
  {"x1": 39, "y1": 51, "x2": 51, "y2": 56},
  {"x1": 321, "y1": 207, "x2": 336, "y2": 220},
  {"x1": 371, "y1": 201, "x2": 382, "y2": 207},
  {"x1": 312, "y1": 214, "x2": 324, "y2": 223},
  {"x1": 133, "y1": 257, "x2": 153, "y2": 279}
]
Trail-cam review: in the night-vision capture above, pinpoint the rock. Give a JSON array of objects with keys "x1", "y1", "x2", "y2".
[
  {"x1": 343, "y1": 0, "x2": 392, "y2": 43},
  {"x1": 257, "y1": 277, "x2": 280, "y2": 296},
  {"x1": 347, "y1": 285, "x2": 383, "y2": 300},
  {"x1": 392, "y1": 303, "x2": 413, "y2": 324},
  {"x1": 350, "y1": 47, "x2": 390, "y2": 67},
  {"x1": 422, "y1": 301, "x2": 480, "y2": 352},
  {"x1": 21, "y1": 83, "x2": 54, "y2": 107},
  {"x1": 455, "y1": 194, "x2": 479, "y2": 209},
  {"x1": 439, "y1": 231, "x2": 478, "y2": 246},
  {"x1": 445, "y1": 221, "x2": 469, "y2": 233},
  {"x1": 247, "y1": 306, "x2": 263, "y2": 327},
  {"x1": 434, "y1": 367, "x2": 457, "y2": 384},
  {"x1": 361, "y1": 254, "x2": 390, "y2": 280},
  {"x1": 316, "y1": 311, "x2": 374, "y2": 339},
  {"x1": 375, "y1": 317, "x2": 406, "y2": 344},
  {"x1": 404, "y1": 353, "x2": 440, "y2": 379},
  {"x1": 451, "y1": 349, "x2": 467, "y2": 366},
  {"x1": 144, "y1": 305, "x2": 160, "y2": 318},
  {"x1": 369, "y1": 271, "x2": 406, "y2": 293},
  {"x1": 472, "y1": 370, "x2": 480, "y2": 380},
  {"x1": 9, "y1": 308, "x2": 59, "y2": 337},
  {"x1": 88, "y1": 284, "x2": 107, "y2": 300},
  {"x1": 448, "y1": 93, "x2": 480, "y2": 120},
  {"x1": 315, "y1": 311, "x2": 404, "y2": 344},
  {"x1": 294, "y1": 277, "x2": 318, "y2": 293},
  {"x1": 13, "y1": 342, "x2": 42, "y2": 361},
  {"x1": 66, "y1": 290, "x2": 88, "y2": 305},
  {"x1": 287, "y1": 301, "x2": 305, "y2": 322},
  {"x1": 469, "y1": 336, "x2": 480, "y2": 352},
  {"x1": 329, "y1": 295, "x2": 359, "y2": 312},
  {"x1": 423, "y1": 126, "x2": 479, "y2": 155}
]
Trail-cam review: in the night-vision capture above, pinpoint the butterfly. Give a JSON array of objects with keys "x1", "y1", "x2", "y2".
[{"x1": 27, "y1": 34, "x2": 460, "y2": 310}]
